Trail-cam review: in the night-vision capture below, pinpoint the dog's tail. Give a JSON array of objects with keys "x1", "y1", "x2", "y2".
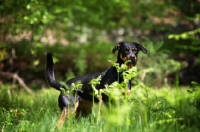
[{"x1": 46, "y1": 51, "x2": 66, "y2": 91}]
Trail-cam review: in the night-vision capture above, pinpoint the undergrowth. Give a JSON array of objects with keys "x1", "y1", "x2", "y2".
[{"x1": 1, "y1": 62, "x2": 200, "y2": 132}]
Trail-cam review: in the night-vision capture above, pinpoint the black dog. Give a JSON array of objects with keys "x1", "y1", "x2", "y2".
[{"x1": 45, "y1": 41, "x2": 147, "y2": 127}]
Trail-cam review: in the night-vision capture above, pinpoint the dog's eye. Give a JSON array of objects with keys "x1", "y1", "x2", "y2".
[
  {"x1": 132, "y1": 48, "x2": 135, "y2": 51},
  {"x1": 126, "y1": 48, "x2": 129, "y2": 51}
]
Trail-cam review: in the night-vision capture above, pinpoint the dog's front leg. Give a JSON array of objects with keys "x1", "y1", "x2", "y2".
[{"x1": 127, "y1": 80, "x2": 132, "y2": 95}]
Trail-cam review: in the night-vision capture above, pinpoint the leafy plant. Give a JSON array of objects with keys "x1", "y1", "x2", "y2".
[
  {"x1": 137, "y1": 39, "x2": 184, "y2": 87},
  {"x1": 1, "y1": 75, "x2": 200, "y2": 131}
]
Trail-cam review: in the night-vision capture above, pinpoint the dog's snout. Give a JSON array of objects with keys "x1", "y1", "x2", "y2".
[
  {"x1": 129, "y1": 54, "x2": 136, "y2": 60},
  {"x1": 130, "y1": 55, "x2": 134, "y2": 59}
]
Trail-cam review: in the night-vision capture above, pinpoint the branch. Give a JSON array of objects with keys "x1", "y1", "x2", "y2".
[{"x1": 0, "y1": 71, "x2": 35, "y2": 95}]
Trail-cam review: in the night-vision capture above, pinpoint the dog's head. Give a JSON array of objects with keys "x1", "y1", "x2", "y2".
[{"x1": 112, "y1": 41, "x2": 147, "y2": 67}]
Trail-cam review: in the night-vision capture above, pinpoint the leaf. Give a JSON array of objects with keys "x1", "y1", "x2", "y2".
[{"x1": 89, "y1": 75, "x2": 101, "y2": 85}]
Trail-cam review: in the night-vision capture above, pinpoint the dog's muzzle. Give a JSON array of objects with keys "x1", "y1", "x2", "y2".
[
  {"x1": 120, "y1": 54, "x2": 137, "y2": 67},
  {"x1": 128, "y1": 55, "x2": 137, "y2": 64}
]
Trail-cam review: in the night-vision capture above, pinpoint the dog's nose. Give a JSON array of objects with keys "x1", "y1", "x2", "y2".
[{"x1": 129, "y1": 55, "x2": 136, "y2": 60}]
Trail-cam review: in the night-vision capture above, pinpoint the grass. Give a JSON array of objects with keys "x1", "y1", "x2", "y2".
[
  {"x1": 1, "y1": 42, "x2": 200, "y2": 132},
  {"x1": 1, "y1": 82, "x2": 200, "y2": 132}
]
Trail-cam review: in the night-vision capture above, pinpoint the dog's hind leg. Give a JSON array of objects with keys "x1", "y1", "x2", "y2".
[
  {"x1": 57, "y1": 107, "x2": 68, "y2": 129},
  {"x1": 56, "y1": 93, "x2": 79, "y2": 129}
]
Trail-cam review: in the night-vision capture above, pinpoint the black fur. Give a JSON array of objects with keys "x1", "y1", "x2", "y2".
[{"x1": 46, "y1": 41, "x2": 147, "y2": 117}]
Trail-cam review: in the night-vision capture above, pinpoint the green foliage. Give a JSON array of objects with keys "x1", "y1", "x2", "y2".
[
  {"x1": 1, "y1": 0, "x2": 200, "y2": 130},
  {"x1": 165, "y1": 0, "x2": 200, "y2": 17},
  {"x1": 168, "y1": 27, "x2": 200, "y2": 41},
  {"x1": 165, "y1": 0, "x2": 200, "y2": 54},
  {"x1": 137, "y1": 39, "x2": 184, "y2": 86},
  {"x1": 0, "y1": 0, "x2": 172, "y2": 42},
  {"x1": 74, "y1": 49, "x2": 87, "y2": 75},
  {"x1": 1, "y1": 70, "x2": 200, "y2": 131},
  {"x1": 168, "y1": 26, "x2": 200, "y2": 53},
  {"x1": 2, "y1": 0, "x2": 198, "y2": 89},
  {"x1": 0, "y1": 44, "x2": 8, "y2": 61}
]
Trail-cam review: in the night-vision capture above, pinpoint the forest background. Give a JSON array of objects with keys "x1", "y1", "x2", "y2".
[{"x1": 0, "y1": 0, "x2": 200, "y2": 131}]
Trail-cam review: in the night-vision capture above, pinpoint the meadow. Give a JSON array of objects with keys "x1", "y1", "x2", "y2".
[
  {"x1": 1, "y1": 65, "x2": 200, "y2": 132},
  {"x1": 1, "y1": 41, "x2": 200, "y2": 132}
]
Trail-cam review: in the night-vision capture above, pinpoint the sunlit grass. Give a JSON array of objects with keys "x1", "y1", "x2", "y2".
[{"x1": 1, "y1": 83, "x2": 200, "y2": 132}]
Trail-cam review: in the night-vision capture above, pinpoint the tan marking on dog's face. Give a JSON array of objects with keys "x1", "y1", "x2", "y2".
[
  {"x1": 117, "y1": 43, "x2": 121, "y2": 47},
  {"x1": 120, "y1": 53, "x2": 128, "y2": 62},
  {"x1": 120, "y1": 53, "x2": 135, "y2": 69}
]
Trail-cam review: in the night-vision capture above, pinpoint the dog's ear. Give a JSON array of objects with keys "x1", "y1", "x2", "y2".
[
  {"x1": 135, "y1": 42, "x2": 147, "y2": 54},
  {"x1": 112, "y1": 41, "x2": 124, "y2": 54}
]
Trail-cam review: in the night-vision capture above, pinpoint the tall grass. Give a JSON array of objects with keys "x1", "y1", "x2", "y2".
[
  {"x1": 1, "y1": 73, "x2": 200, "y2": 132},
  {"x1": 1, "y1": 40, "x2": 200, "y2": 131}
]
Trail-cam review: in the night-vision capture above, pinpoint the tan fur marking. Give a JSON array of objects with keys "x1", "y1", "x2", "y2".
[
  {"x1": 72, "y1": 101, "x2": 79, "y2": 114},
  {"x1": 57, "y1": 108, "x2": 68, "y2": 129},
  {"x1": 120, "y1": 54, "x2": 127, "y2": 62},
  {"x1": 128, "y1": 64, "x2": 134, "y2": 69},
  {"x1": 56, "y1": 101, "x2": 79, "y2": 129}
]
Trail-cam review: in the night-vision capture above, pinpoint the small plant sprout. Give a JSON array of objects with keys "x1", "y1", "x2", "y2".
[
  {"x1": 60, "y1": 82, "x2": 82, "y2": 94},
  {"x1": 71, "y1": 83, "x2": 83, "y2": 91},
  {"x1": 89, "y1": 75, "x2": 102, "y2": 122},
  {"x1": 89, "y1": 75, "x2": 101, "y2": 97}
]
